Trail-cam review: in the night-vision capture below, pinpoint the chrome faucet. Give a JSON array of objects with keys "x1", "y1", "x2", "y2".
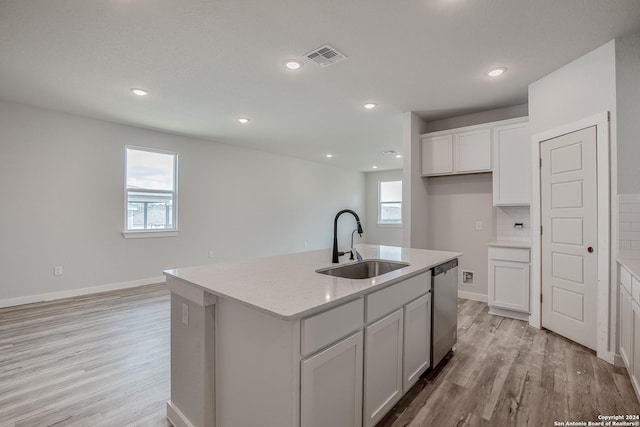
[{"x1": 332, "y1": 209, "x2": 363, "y2": 263}]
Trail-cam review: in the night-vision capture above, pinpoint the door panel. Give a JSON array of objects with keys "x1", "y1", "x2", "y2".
[{"x1": 541, "y1": 126, "x2": 597, "y2": 350}]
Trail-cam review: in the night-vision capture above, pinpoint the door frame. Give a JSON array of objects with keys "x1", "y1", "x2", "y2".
[{"x1": 530, "y1": 112, "x2": 611, "y2": 361}]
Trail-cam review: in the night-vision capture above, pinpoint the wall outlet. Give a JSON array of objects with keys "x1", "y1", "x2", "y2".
[
  {"x1": 475, "y1": 221, "x2": 483, "y2": 231},
  {"x1": 182, "y1": 303, "x2": 189, "y2": 325},
  {"x1": 208, "y1": 250, "x2": 215, "y2": 259},
  {"x1": 462, "y1": 270, "x2": 474, "y2": 285},
  {"x1": 54, "y1": 266, "x2": 63, "y2": 276}
]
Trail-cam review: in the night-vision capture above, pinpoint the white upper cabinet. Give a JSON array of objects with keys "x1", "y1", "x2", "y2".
[
  {"x1": 492, "y1": 120, "x2": 531, "y2": 206},
  {"x1": 421, "y1": 125, "x2": 491, "y2": 176}
]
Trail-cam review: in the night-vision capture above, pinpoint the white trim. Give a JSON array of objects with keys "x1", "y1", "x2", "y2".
[
  {"x1": 122, "y1": 230, "x2": 179, "y2": 239},
  {"x1": 457, "y1": 290, "x2": 488, "y2": 303},
  {"x1": 167, "y1": 400, "x2": 196, "y2": 427},
  {"x1": 530, "y1": 112, "x2": 610, "y2": 361},
  {"x1": 0, "y1": 276, "x2": 165, "y2": 308}
]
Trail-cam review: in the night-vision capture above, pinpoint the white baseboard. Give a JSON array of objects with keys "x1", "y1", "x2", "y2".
[
  {"x1": 167, "y1": 400, "x2": 196, "y2": 427},
  {"x1": 0, "y1": 276, "x2": 166, "y2": 308},
  {"x1": 458, "y1": 290, "x2": 488, "y2": 303}
]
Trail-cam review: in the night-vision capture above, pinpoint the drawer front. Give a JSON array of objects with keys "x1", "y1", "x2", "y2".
[
  {"x1": 301, "y1": 298, "x2": 364, "y2": 356},
  {"x1": 366, "y1": 272, "x2": 430, "y2": 323},
  {"x1": 621, "y1": 264, "x2": 632, "y2": 294},
  {"x1": 488, "y1": 247, "x2": 530, "y2": 263}
]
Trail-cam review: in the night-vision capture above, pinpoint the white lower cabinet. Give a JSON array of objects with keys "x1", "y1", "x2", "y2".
[
  {"x1": 488, "y1": 246, "x2": 530, "y2": 320},
  {"x1": 619, "y1": 262, "x2": 640, "y2": 402},
  {"x1": 363, "y1": 309, "x2": 404, "y2": 427},
  {"x1": 632, "y1": 299, "x2": 640, "y2": 394},
  {"x1": 301, "y1": 331, "x2": 364, "y2": 427},
  {"x1": 620, "y1": 285, "x2": 633, "y2": 369},
  {"x1": 403, "y1": 293, "x2": 431, "y2": 391}
]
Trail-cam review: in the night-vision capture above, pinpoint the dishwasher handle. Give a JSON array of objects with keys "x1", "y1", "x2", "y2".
[{"x1": 432, "y1": 258, "x2": 458, "y2": 276}]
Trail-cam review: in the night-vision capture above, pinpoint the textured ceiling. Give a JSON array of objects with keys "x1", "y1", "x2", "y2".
[{"x1": 1, "y1": 0, "x2": 639, "y2": 171}]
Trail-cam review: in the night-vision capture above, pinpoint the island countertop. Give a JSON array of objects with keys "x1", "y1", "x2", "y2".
[{"x1": 164, "y1": 244, "x2": 461, "y2": 320}]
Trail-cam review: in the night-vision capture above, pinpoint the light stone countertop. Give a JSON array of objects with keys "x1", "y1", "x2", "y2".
[
  {"x1": 488, "y1": 240, "x2": 531, "y2": 249},
  {"x1": 619, "y1": 257, "x2": 640, "y2": 280},
  {"x1": 164, "y1": 244, "x2": 461, "y2": 320}
]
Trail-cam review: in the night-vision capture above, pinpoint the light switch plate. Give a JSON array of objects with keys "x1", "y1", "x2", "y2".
[{"x1": 475, "y1": 221, "x2": 482, "y2": 231}]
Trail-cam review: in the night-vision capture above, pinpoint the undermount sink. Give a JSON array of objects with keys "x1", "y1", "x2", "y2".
[{"x1": 316, "y1": 259, "x2": 410, "y2": 280}]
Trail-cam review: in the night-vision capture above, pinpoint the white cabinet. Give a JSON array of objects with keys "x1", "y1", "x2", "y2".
[
  {"x1": 488, "y1": 246, "x2": 530, "y2": 320},
  {"x1": 621, "y1": 285, "x2": 633, "y2": 370},
  {"x1": 492, "y1": 121, "x2": 531, "y2": 206},
  {"x1": 632, "y1": 299, "x2": 640, "y2": 396},
  {"x1": 619, "y1": 261, "x2": 640, "y2": 402},
  {"x1": 301, "y1": 331, "x2": 364, "y2": 427},
  {"x1": 421, "y1": 134, "x2": 453, "y2": 175},
  {"x1": 421, "y1": 127, "x2": 490, "y2": 176},
  {"x1": 363, "y1": 309, "x2": 404, "y2": 427},
  {"x1": 403, "y1": 293, "x2": 431, "y2": 391}
]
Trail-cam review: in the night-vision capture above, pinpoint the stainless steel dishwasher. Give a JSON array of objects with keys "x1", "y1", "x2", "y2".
[{"x1": 431, "y1": 258, "x2": 458, "y2": 368}]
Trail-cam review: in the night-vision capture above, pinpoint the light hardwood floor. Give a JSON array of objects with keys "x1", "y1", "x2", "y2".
[{"x1": 1, "y1": 286, "x2": 638, "y2": 426}]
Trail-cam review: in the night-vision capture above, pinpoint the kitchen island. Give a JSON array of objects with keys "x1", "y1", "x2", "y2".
[{"x1": 164, "y1": 244, "x2": 461, "y2": 427}]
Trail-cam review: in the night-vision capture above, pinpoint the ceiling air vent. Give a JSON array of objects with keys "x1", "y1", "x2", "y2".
[{"x1": 305, "y1": 44, "x2": 347, "y2": 68}]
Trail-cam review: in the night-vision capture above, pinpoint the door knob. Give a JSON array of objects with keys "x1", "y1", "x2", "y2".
[{"x1": 587, "y1": 246, "x2": 594, "y2": 253}]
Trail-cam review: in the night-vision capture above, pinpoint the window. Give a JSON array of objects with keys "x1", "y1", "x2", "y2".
[
  {"x1": 125, "y1": 147, "x2": 177, "y2": 234},
  {"x1": 379, "y1": 180, "x2": 402, "y2": 225}
]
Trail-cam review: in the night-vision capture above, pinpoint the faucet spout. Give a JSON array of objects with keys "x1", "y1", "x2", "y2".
[{"x1": 332, "y1": 209, "x2": 363, "y2": 263}]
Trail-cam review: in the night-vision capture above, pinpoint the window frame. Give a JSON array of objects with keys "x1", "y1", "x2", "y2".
[
  {"x1": 122, "y1": 146, "x2": 179, "y2": 238},
  {"x1": 378, "y1": 179, "x2": 403, "y2": 227}
]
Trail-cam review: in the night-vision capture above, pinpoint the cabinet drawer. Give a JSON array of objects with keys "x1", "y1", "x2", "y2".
[
  {"x1": 301, "y1": 298, "x2": 364, "y2": 356},
  {"x1": 488, "y1": 247, "x2": 530, "y2": 263},
  {"x1": 621, "y1": 265, "x2": 632, "y2": 294},
  {"x1": 366, "y1": 272, "x2": 430, "y2": 323}
]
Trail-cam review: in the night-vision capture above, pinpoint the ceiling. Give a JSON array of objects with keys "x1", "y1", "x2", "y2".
[{"x1": 1, "y1": 1, "x2": 639, "y2": 171}]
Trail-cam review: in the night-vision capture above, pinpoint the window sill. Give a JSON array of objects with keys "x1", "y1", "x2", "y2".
[
  {"x1": 377, "y1": 223, "x2": 403, "y2": 228},
  {"x1": 122, "y1": 230, "x2": 179, "y2": 239}
]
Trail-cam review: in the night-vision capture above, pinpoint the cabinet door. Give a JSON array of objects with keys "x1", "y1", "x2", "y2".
[
  {"x1": 364, "y1": 309, "x2": 403, "y2": 427},
  {"x1": 421, "y1": 134, "x2": 453, "y2": 176},
  {"x1": 403, "y1": 293, "x2": 431, "y2": 391},
  {"x1": 454, "y1": 128, "x2": 491, "y2": 173},
  {"x1": 632, "y1": 300, "x2": 640, "y2": 394},
  {"x1": 488, "y1": 259, "x2": 530, "y2": 313},
  {"x1": 301, "y1": 331, "x2": 363, "y2": 427},
  {"x1": 620, "y1": 286, "x2": 633, "y2": 370},
  {"x1": 492, "y1": 122, "x2": 531, "y2": 206}
]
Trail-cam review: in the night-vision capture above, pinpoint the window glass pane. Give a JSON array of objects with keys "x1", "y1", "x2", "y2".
[
  {"x1": 126, "y1": 148, "x2": 175, "y2": 190},
  {"x1": 127, "y1": 192, "x2": 173, "y2": 230},
  {"x1": 380, "y1": 202, "x2": 401, "y2": 224},
  {"x1": 380, "y1": 180, "x2": 402, "y2": 202}
]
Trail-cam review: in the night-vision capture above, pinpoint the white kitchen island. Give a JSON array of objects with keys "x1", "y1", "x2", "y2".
[{"x1": 164, "y1": 244, "x2": 461, "y2": 427}]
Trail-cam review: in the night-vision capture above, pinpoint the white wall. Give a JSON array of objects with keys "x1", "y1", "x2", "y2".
[
  {"x1": 528, "y1": 40, "x2": 617, "y2": 359},
  {"x1": 364, "y1": 169, "x2": 403, "y2": 246},
  {"x1": 426, "y1": 174, "x2": 495, "y2": 300},
  {"x1": 0, "y1": 101, "x2": 365, "y2": 305}
]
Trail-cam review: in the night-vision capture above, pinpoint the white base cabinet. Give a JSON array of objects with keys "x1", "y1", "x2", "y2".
[
  {"x1": 488, "y1": 245, "x2": 530, "y2": 320},
  {"x1": 619, "y1": 261, "x2": 640, "y2": 402},
  {"x1": 301, "y1": 331, "x2": 363, "y2": 427},
  {"x1": 166, "y1": 268, "x2": 440, "y2": 427},
  {"x1": 363, "y1": 310, "x2": 403, "y2": 427}
]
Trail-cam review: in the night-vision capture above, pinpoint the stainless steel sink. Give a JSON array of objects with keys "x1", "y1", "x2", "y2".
[{"x1": 316, "y1": 259, "x2": 410, "y2": 280}]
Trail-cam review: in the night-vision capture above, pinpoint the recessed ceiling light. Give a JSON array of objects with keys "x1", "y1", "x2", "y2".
[
  {"x1": 325, "y1": 153, "x2": 333, "y2": 158},
  {"x1": 284, "y1": 59, "x2": 303, "y2": 70},
  {"x1": 487, "y1": 67, "x2": 506, "y2": 77},
  {"x1": 238, "y1": 117, "x2": 250, "y2": 124},
  {"x1": 395, "y1": 154, "x2": 402, "y2": 158},
  {"x1": 130, "y1": 88, "x2": 148, "y2": 96},
  {"x1": 364, "y1": 103, "x2": 376, "y2": 110},
  {"x1": 372, "y1": 165, "x2": 378, "y2": 169}
]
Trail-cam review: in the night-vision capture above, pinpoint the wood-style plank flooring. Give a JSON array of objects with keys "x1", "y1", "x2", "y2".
[{"x1": 1, "y1": 286, "x2": 638, "y2": 426}]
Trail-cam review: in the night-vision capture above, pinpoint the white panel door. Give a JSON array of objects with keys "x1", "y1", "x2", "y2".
[
  {"x1": 540, "y1": 126, "x2": 597, "y2": 350},
  {"x1": 301, "y1": 331, "x2": 363, "y2": 427},
  {"x1": 363, "y1": 309, "x2": 403, "y2": 427},
  {"x1": 403, "y1": 293, "x2": 431, "y2": 391}
]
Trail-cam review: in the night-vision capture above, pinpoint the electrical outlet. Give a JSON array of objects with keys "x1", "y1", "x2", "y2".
[
  {"x1": 475, "y1": 221, "x2": 482, "y2": 231},
  {"x1": 182, "y1": 303, "x2": 189, "y2": 325},
  {"x1": 208, "y1": 250, "x2": 214, "y2": 259},
  {"x1": 54, "y1": 266, "x2": 63, "y2": 276}
]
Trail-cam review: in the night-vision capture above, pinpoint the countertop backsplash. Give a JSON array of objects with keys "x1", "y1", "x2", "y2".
[
  {"x1": 496, "y1": 206, "x2": 531, "y2": 242},
  {"x1": 619, "y1": 194, "x2": 640, "y2": 259}
]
